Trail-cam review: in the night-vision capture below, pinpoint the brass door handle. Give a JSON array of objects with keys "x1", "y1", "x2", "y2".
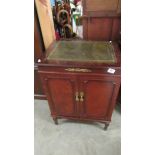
[
  {"x1": 75, "y1": 92, "x2": 79, "y2": 102},
  {"x1": 75, "y1": 92, "x2": 84, "y2": 102},
  {"x1": 79, "y1": 92, "x2": 84, "y2": 102}
]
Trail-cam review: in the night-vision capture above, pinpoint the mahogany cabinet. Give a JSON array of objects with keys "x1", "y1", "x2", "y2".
[{"x1": 38, "y1": 41, "x2": 121, "y2": 130}]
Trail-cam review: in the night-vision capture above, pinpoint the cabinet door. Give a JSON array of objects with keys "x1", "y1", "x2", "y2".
[
  {"x1": 41, "y1": 74, "x2": 78, "y2": 117},
  {"x1": 79, "y1": 76, "x2": 116, "y2": 119}
]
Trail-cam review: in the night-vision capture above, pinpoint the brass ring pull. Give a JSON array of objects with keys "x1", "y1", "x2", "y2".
[
  {"x1": 79, "y1": 92, "x2": 84, "y2": 102},
  {"x1": 75, "y1": 92, "x2": 79, "y2": 102}
]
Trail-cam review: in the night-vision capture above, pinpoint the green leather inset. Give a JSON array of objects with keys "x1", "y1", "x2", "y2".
[{"x1": 47, "y1": 41, "x2": 116, "y2": 63}]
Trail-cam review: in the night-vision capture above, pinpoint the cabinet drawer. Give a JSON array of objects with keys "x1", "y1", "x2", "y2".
[{"x1": 38, "y1": 66, "x2": 121, "y2": 76}]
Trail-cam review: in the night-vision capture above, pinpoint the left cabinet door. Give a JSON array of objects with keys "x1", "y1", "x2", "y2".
[{"x1": 40, "y1": 74, "x2": 78, "y2": 117}]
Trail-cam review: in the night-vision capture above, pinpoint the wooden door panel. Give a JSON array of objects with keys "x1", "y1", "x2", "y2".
[
  {"x1": 85, "y1": 0, "x2": 119, "y2": 12},
  {"x1": 87, "y1": 18, "x2": 113, "y2": 41},
  {"x1": 44, "y1": 76, "x2": 77, "y2": 116},
  {"x1": 83, "y1": 0, "x2": 121, "y2": 16},
  {"x1": 80, "y1": 78, "x2": 115, "y2": 119},
  {"x1": 83, "y1": 17, "x2": 121, "y2": 41}
]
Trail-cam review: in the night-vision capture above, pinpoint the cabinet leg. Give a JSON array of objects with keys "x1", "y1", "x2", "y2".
[
  {"x1": 53, "y1": 118, "x2": 58, "y2": 125},
  {"x1": 104, "y1": 122, "x2": 109, "y2": 130}
]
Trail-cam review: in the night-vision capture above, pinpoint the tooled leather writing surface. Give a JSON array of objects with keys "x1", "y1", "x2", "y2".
[{"x1": 47, "y1": 41, "x2": 116, "y2": 63}]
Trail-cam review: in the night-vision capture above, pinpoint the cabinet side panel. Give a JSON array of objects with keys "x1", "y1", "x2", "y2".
[{"x1": 34, "y1": 67, "x2": 46, "y2": 99}]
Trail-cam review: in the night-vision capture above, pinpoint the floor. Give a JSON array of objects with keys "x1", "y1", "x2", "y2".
[{"x1": 34, "y1": 99, "x2": 121, "y2": 155}]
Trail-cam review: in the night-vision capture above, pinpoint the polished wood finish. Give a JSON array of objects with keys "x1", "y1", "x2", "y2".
[
  {"x1": 79, "y1": 76, "x2": 116, "y2": 119},
  {"x1": 83, "y1": 0, "x2": 121, "y2": 17},
  {"x1": 38, "y1": 41, "x2": 121, "y2": 129},
  {"x1": 83, "y1": 17, "x2": 121, "y2": 41},
  {"x1": 46, "y1": 75, "x2": 77, "y2": 116}
]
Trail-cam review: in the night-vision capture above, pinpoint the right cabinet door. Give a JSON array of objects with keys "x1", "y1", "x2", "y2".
[{"x1": 79, "y1": 76, "x2": 118, "y2": 120}]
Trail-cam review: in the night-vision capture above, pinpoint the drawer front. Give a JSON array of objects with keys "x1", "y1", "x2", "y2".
[{"x1": 38, "y1": 66, "x2": 121, "y2": 76}]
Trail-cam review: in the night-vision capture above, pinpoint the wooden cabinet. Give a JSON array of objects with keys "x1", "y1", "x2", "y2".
[
  {"x1": 83, "y1": 0, "x2": 121, "y2": 17},
  {"x1": 38, "y1": 41, "x2": 121, "y2": 130},
  {"x1": 39, "y1": 72, "x2": 120, "y2": 129}
]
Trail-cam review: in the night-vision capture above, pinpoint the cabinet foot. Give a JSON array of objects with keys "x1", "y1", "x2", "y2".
[
  {"x1": 104, "y1": 122, "x2": 109, "y2": 130},
  {"x1": 53, "y1": 118, "x2": 58, "y2": 125}
]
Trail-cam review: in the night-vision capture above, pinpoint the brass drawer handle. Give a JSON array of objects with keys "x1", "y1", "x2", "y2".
[
  {"x1": 65, "y1": 68, "x2": 91, "y2": 73},
  {"x1": 79, "y1": 92, "x2": 84, "y2": 102},
  {"x1": 75, "y1": 92, "x2": 79, "y2": 102}
]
